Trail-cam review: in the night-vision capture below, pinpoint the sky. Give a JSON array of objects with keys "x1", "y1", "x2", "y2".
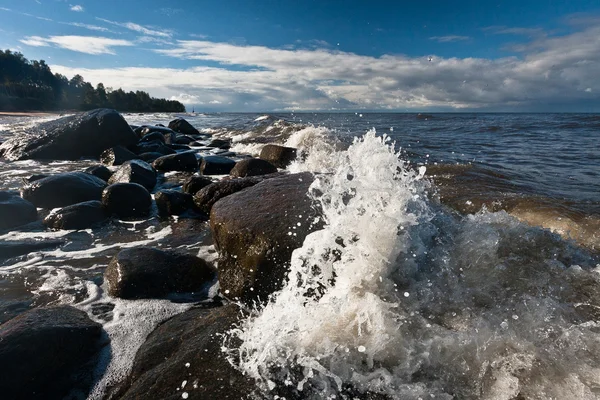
[{"x1": 1, "y1": 0, "x2": 599, "y2": 112}]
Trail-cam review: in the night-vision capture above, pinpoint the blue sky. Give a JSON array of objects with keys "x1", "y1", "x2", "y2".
[{"x1": 1, "y1": 0, "x2": 599, "y2": 111}]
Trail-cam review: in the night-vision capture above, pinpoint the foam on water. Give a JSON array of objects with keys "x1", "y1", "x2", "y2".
[{"x1": 225, "y1": 129, "x2": 600, "y2": 399}]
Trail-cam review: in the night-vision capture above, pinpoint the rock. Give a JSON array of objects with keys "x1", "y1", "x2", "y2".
[
  {"x1": 193, "y1": 176, "x2": 264, "y2": 214},
  {"x1": 0, "y1": 306, "x2": 104, "y2": 399},
  {"x1": 104, "y1": 247, "x2": 216, "y2": 299},
  {"x1": 173, "y1": 135, "x2": 195, "y2": 145},
  {"x1": 182, "y1": 175, "x2": 213, "y2": 196},
  {"x1": 138, "y1": 152, "x2": 165, "y2": 163},
  {"x1": 84, "y1": 165, "x2": 113, "y2": 182},
  {"x1": 0, "y1": 109, "x2": 138, "y2": 161},
  {"x1": 153, "y1": 151, "x2": 199, "y2": 172},
  {"x1": 166, "y1": 143, "x2": 191, "y2": 151},
  {"x1": 100, "y1": 145, "x2": 139, "y2": 166},
  {"x1": 230, "y1": 158, "x2": 277, "y2": 177},
  {"x1": 112, "y1": 304, "x2": 255, "y2": 400},
  {"x1": 135, "y1": 125, "x2": 176, "y2": 142},
  {"x1": 211, "y1": 172, "x2": 322, "y2": 302},
  {"x1": 207, "y1": 139, "x2": 231, "y2": 149},
  {"x1": 155, "y1": 190, "x2": 195, "y2": 216},
  {"x1": 21, "y1": 172, "x2": 107, "y2": 209},
  {"x1": 0, "y1": 191, "x2": 38, "y2": 230},
  {"x1": 108, "y1": 160, "x2": 157, "y2": 191},
  {"x1": 168, "y1": 118, "x2": 200, "y2": 136},
  {"x1": 200, "y1": 155, "x2": 236, "y2": 175},
  {"x1": 44, "y1": 200, "x2": 108, "y2": 230},
  {"x1": 0, "y1": 240, "x2": 64, "y2": 261},
  {"x1": 102, "y1": 183, "x2": 152, "y2": 219},
  {"x1": 259, "y1": 144, "x2": 297, "y2": 168},
  {"x1": 134, "y1": 142, "x2": 177, "y2": 156},
  {"x1": 22, "y1": 174, "x2": 49, "y2": 183},
  {"x1": 140, "y1": 131, "x2": 166, "y2": 144}
]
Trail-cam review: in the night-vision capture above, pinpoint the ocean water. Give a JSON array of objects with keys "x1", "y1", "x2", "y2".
[{"x1": 1, "y1": 112, "x2": 599, "y2": 399}]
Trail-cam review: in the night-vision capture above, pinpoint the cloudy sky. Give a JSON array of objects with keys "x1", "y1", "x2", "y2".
[{"x1": 1, "y1": 0, "x2": 599, "y2": 111}]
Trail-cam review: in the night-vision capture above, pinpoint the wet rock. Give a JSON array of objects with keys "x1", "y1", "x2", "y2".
[
  {"x1": 104, "y1": 247, "x2": 216, "y2": 299},
  {"x1": 211, "y1": 172, "x2": 322, "y2": 302},
  {"x1": 153, "y1": 151, "x2": 199, "y2": 172},
  {"x1": 193, "y1": 176, "x2": 265, "y2": 214},
  {"x1": 0, "y1": 191, "x2": 38, "y2": 230},
  {"x1": 136, "y1": 125, "x2": 176, "y2": 141},
  {"x1": 0, "y1": 109, "x2": 138, "y2": 161},
  {"x1": 134, "y1": 141, "x2": 177, "y2": 156},
  {"x1": 230, "y1": 158, "x2": 277, "y2": 177},
  {"x1": 182, "y1": 175, "x2": 213, "y2": 196},
  {"x1": 108, "y1": 159, "x2": 157, "y2": 191},
  {"x1": 200, "y1": 155, "x2": 236, "y2": 175},
  {"x1": 0, "y1": 305, "x2": 104, "y2": 399},
  {"x1": 44, "y1": 200, "x2": 108, "y2": 230},
  {"x1": 84, "y1": 165, "x2": 113, "y2": 182},
  {"x1": 102, "y1": 183, "x2": 152, "y2": 219},
  {"x1": 166, "y1": 143, "x2": 191, "y2": 151},
  {"x1": 259, "y1": 144, "x2": 297, "y2": 168},
  {"x1": 113, "y1": 304, "x2": 255, "y2": 400},
  {"x1": 100, "y1": 145, "x2": 140, "y2": 166},
  {"x1": 168, "y1": 118, "x2": 200, "y2": 136},
  {"x1": 21, "y1": 172, "x2": 107, "y2": 209},
  {"x1": 207, "y1": 138, "x2": 231, "y2": 149},
  {"x1": 0, "y1": 239, "x2": 64, "y2": 261},
  {"x1": 140, "y1": 131, "x2": 166, "y2": 144},
  {"x1": 22, "y1": 174, "x2": 49, "y2": 183},
  {"x1": 155, "y1": 190, "x2": 195, "y2": 216},
  {"x1": 173, "y1": 135, "x2": 195, "y2": 145},
  {"x1": 138, "y1": 152, "x2": 165, "y2": 163}
]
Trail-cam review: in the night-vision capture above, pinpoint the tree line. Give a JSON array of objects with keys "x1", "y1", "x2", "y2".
[{"x1": 0, "y1": 50, "x2": 185, "y2": 112}]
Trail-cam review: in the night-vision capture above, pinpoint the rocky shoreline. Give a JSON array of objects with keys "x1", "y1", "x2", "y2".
[{"x1": 0, "y1": 109, "x2": 317, "y2": 399}]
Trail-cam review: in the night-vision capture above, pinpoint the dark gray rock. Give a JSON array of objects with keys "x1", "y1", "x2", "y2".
[
  {"x1": 200, "y1": 155, "x2": 236, "y2": 175},
  {"x1": 210, "y1": 172, "x2": 322, "y2": 303},
  {"x1": 259, "y1": 144, "x2": 297, "y2": 168},
  {"x1": 102, "y1": 183, "x2": 152, "y2": 219},
  {"x1": 153, "y1": 151, "x2": 199, "y2": 172},
  {"x1": 108, "y1": 159, "x2": 157, "y2": 191},
  {"x1": 230, "y1": 158, "x2": 277, "y2": 177},
  {"x1": 21, "y1": 172, "x2": 107, "y2": 209},
  {"x1": 100, "y1": 145, "x2": 139, "y2": 166},
  {"x1": 0, "y1": 191, "x2": 38, "y2": 230},
  {"x1": 44, "y1": 200, "x2": 108, "y2": 230},
  {"x1": 0, "y1": 306, "x2": 104, "y2": 399},
  {"x1": 104, "y1": 247, "x2": 216, "y2": 299},
  {"x1": 173, "y1": 135, "x2": 195, "y2": 145},
  {"x1": 111, "y1": 304, "x2": 255, "y2": 400},
  {"x1": 207, "y1": 139, "x2": 231, "y2": 149},
  {"x1": 140, "y1": 131, "x2": 166, "y2": 144},
  {"x1": 155, "y1": 190, "x2": 195, "y2": 216},
  {"x1": 135, "y1": 125, "x2": 176, "y2": 140},
  {"x1": 193, "y1": 176, "x2": 264, "y2": 214},
  {"x1": 0, "y1": 240, "x2": 64, "y2": 261},
  {"x1": 22, "y1": 174, "x2": 49, "y2": 184},
  {"x1": 134, "y1": 142, "x2": 177, "y2": 156},
  {"x1": 166, "y1": 143, "x2": 191, "y2": 151},
  {"x1": 168, "y1": 118, "x2": 200, "y2": 136},
  {"x1": 0, "y1": 109, "x2": 138, "y2": 161},
  {"x1": 182, "y1": 175, "x2": 213, "y2": 196},
  {"x1": 84, "y1": 165, "x2": 113, "y2": 182},
  {"x1": 138, "y1": 152, "x2": 165, "y2": 163}
]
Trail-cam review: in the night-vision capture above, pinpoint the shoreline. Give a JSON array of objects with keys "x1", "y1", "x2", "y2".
[{"x1": 0, "y1": 111, "x2": 61, "y2": 117}]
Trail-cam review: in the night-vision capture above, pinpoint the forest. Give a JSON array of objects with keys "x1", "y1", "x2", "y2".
[{"x1": 0, "y1": 50, "x2": 185, "y2": 112}]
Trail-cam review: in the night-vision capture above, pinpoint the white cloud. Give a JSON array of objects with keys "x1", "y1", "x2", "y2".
[
  {"x1": 61, "y1": 22, "x2": 113, "y2": 33},
  {"x1": 96, "y1": 18, "x2": 172, "y2": 38},
  {"x1": 170, "y1": 93, "x2": 200, "y2": 104},
  {"x1": 429, "y1": 35, "x2": 470, "y2": 43},
  {"x1": 48, "y1": 22, "x2": 600, "y2": 111},
  {"x1": 20, "y1": 35, "x2": 133, "y2": 55},
  {"x1": 70, "y1": 4, "x2": 84, "y2": 12}
]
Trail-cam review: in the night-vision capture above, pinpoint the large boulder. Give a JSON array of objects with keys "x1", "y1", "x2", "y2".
[
  {"x1": 153, "y1": 151, "x2": 199, "y2": 172},
  {"x1": 0, "y1": 306, "x2": 104, "y2": 399},
  {"x1": 102, "y1": 183, "x2": 152, "y2": 219},
  {"x1": 193, "y1": 176, "x2": 265, "y2": 214},
  {"x1": 0, "y1": 191, "x2": 38, "y2": 230},
  {"x1": 21, "y1": 172, "x2": 107, "y2": 209},
  {"x1": 44, "y1": 200, "x2": 108, "y2": 230},
  {"x1": 210, "y1": 172, "x2": 322, "y2": 302},
  {"x1": 112, "y1": 304, "x2": 256, "y2": 400},
  {"x1": 230, "y1": 158, "x2": 277, "y2": 177},
  {"x1": 104, "y1": 247, "x2": 216, "y2": 299},
  {"x1": 0, "y1": 109, "x2": 138, "y2": 161},
  {"x1": 108, "y1": 159, "x2": 157, "y2": 191},
  {"x1": 259, "y1": 144, "x2": 297, "y2": 168},
  {"x1": 100, "y1": 145, "x2": 139, "y2": 166},
  {"x1": 182, "y1": 175, "x2": 213, "y2": 196},
  {"x1": 200, "y1": 155, "x2": 236, "y2": 175},
  {"x1": 84, "y1": 165, "x2": 113, "y2": 182},
  {"x1": 155, "y1": 190, "x2": 195, "y2": 216},
  {"x1": 168, "y1": 118, "x2": 200, "y2": 136}
]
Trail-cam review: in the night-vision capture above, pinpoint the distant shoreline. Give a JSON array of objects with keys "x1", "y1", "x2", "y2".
[{"x1": 0, "y1": 111, "x2": 60, "y2": 117}]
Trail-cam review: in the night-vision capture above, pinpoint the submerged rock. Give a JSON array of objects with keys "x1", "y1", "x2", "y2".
[
  {"x1": 155, "y1": 190, "x2": 195, "y2": 216},
  {"x1": 102, "y1": 183, "x2": 152, "y2": 219},
  {"x1": 44, "y1": 200, "x2": 108, "y2": 230},
  {"x1": 259, "y1": 144, "x2": 297, "y2": 168},
  {"x1": 200, "y1": 155, "x2": 236, "y2": 175},
  {"x1": 0, "y1": 239, "x2": 64, "y2": 261},
  {"x1": 21, "y1": 172, "x2": 107, "y2": 209},
  {"x1": 0, "y1": 191, "x2": 38, "y2": 230},
  {"x1": 153, "y1": 151, "x2": 199, "y2": 172},
  {"x1": 84, "y1": 165, "x2": 113, "y2": 182},
  {"x1": 230, "y1": 158, "x2": 277, "y2": 177},
  {"x1": 113, "y1": 304, "x2": 255, "y2": 400},
  {"x1": 108, "y1": 159, "x2": 157, "y2": 191},
  {"x1": 0, "y1": 108, "x2": 137, "y2": 161},
  {"x1": 182, "y1": 175, "x2": 213, "y2": 196},
  {"x1": 104, "y1": 247, "x2": 216, "y2": 299},
  {"x1": 210, "y1": 172, "x2": 322, "y2": 302},
  {"x1": 168, "y1": 118, "x2": 200, "y2": 136},
  {"x1": 100, "y1": 145, "x2": 139, "y2": 166},
  {"x1": 0, "y1": 306, "x2": 104, "y2": 399}
]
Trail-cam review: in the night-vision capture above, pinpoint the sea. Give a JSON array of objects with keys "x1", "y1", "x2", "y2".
[{"x1": 1, "y1": 112, "x2": 599, "y2": 399}]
